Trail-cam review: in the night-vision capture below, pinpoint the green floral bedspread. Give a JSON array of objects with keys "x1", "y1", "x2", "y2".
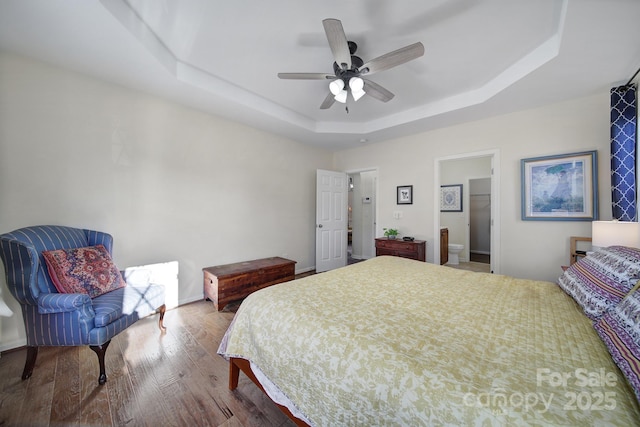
[{"x1": 218, "y1": 256, "x2": 640, "y2": 426}]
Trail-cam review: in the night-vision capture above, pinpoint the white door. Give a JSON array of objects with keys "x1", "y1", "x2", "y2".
[{"x1": 316, "y1": 169, "x2": 348, "y2": 272}]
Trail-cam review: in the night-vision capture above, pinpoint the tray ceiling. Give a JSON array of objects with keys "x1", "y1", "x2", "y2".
[{"x1": 0, "y1": 0, "x2": 638, "y2": 150}]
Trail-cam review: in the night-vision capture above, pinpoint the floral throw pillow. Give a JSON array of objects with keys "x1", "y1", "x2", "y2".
[
  {"x1": 594, "y1": 285, "x2": 640, "y2": 403},
  {"x1": 43, "y1": 245, "x2": 126, "y2": 298},
  {"x1": 557, "y1": 246, "x2": 640, "y2": 320}
]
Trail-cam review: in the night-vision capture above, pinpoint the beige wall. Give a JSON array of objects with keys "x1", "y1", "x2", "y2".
[
  {"x1": 334, "y1": 92, "x2": 613, "y2": 282},
  {"x1": 0, "y1": 51, "x2": 623, "y2": 351},
  {"x1": 0, "y1": 53, "x2": 333, "y2": 351}
]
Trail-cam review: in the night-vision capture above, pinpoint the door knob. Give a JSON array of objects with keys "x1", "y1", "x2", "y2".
[{"x1": 318, "y1": 224, "x2": 323, "y2": 228}]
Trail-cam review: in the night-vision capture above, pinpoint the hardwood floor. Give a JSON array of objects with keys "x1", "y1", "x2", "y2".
[{"x1": 0, "y1": 301, "x2": 296, "y2": 427}]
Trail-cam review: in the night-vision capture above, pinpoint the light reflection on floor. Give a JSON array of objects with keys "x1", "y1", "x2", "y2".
[{"x1": 445, "y1": 261, "x2": 491, "y2": 273}]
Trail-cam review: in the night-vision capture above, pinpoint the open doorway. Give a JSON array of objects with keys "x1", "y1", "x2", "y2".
[
  {"x1": 434, "y1": 150, "x2": 500, "y2": 274},
  {"x1": 469, "y1": 177, "x2": 491, "y2": 264},
  {"x1": 348, "y1": 170, "x2": 378, "y2": 264}
]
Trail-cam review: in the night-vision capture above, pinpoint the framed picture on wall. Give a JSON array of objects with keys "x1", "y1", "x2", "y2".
[
  {"x1": 397, "y1": 185, "x2": 413, "y2": 204},
  {"x1": 521, "y1": 150, "x2": 598, "y2": 221},
  {"x1": 440, "y1": 184, "x2": 463, "y2": 212}
]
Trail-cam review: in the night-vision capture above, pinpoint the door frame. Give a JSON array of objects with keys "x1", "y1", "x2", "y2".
[{"x1": 434, "y1": 149, "x2": 501, "y2": 274}]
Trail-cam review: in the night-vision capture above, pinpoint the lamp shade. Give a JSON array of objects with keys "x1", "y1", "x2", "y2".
[
  {"x1": 351, "y1": 88, "x2": 366, "y2": 101},
  {"x1": 592, "y1": 220, "x2": 640, "y2": 249},
  {"x1": 349, "y1": 77, "x2": 366, "y2": 101},
  {"x1": 329, "y1": 79, "x2": 344, "y2": 95},
  {"x1": 349, "y1": 77, "x2": 364, "y2": 91},
  {"x1": 334, "y1": 90, "x2": 348, "y2": 103}
]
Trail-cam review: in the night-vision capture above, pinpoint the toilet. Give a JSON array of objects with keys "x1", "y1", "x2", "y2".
[{"x1": 448, "y1": 244, "x2": 464, "y2": 265}]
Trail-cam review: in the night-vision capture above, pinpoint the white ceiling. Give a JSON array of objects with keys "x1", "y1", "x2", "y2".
[{"x1": 1, "y1": 0, "x2": 639, "y2": 150}]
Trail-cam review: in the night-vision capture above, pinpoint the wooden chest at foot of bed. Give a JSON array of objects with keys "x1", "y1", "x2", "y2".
[{"x1": 203, "y1": 257, "x2": 296, "y2": 311}]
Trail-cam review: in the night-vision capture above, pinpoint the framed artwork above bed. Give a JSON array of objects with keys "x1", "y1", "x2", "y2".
[{"x1": 521, "y1": 150, "x2": 598, "y2": 221}]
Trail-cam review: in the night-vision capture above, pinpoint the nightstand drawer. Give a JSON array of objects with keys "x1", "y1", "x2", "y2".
[
  {"x1": 375, "y1": 238, "x2": 426, "y2": 262},
  {"x1": 375, "y1": 240, "x2": 415, "y2": 251}
]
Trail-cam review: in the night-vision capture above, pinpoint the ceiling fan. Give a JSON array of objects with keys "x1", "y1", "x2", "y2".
[{"x1": 278, "y1": 19, "x2": 425, "y2": 110}]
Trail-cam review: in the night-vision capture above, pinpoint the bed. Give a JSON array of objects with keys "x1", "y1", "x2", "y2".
[{"x1": 218, "y1": 253, "x2": 640, "y2": 426}]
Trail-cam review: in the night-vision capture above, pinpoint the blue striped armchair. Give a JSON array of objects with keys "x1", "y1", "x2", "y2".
[{"x1": 0, "y1": 225, "x2": 166, "y2": 385}]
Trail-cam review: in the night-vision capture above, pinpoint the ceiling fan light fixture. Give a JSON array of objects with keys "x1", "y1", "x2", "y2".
[
  {"x1": 280, "y1": 19, "x2": 423, "y2": 110},
  {"x1": 329, "y1": 79, "x2": 345, "y2": 96},
  {"x1": 334, "y1": 90, "x2": 348, "y2": 103},
  {"x1": 349, "y1": 77, "x2": 366, "y2": 101},
  {"x1": 349, "y1": 77, "x2": 364, "y2": 91},
  {"x1": 352, "y1": 89, "x2": 366, "y2": 101}
]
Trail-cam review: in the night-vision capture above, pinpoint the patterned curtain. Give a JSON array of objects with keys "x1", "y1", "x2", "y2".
[{"x1": 610, "y1": 84, "x2": 637, "y2": 221}]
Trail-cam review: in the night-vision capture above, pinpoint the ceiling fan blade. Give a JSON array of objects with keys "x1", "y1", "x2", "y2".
[
  {"x1": 362, "y1": 79, "x2": 395, "y2": 102},
  {"x1": 278, "y1": 73, "x2": 334, "y2": 80},
  {"x1": 320, "y1": 92, "x2": 336, "y2": 109},
  {"x1": 322, "y1": 18, "x2": 352, "y2": 70},
  {"x1": 360, "y1": 42, "x2": 425, "y2": 75}
]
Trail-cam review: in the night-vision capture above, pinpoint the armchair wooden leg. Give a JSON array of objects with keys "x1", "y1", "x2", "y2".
[
  {"x1": 158, "y1": 304, "x2": 167, "y2": 332},
  {"x1": 21, "y1": 346, "x2": 38, "y2": 380},
  {"x1": 90, "y1": 340, "x2": 111, "y2": 385}
]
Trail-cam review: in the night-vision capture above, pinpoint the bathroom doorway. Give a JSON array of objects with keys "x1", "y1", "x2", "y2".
[
  {"x1": 434, "y1": 150, "x2": 500, "y2": 274},
  {"x1": 347, "y1": 169, "x2": 378, "y2": 263}
]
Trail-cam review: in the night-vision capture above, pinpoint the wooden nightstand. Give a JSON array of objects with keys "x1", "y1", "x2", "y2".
[{"x1": 570, "y1": 236, "x2": 592, "y2": 265}]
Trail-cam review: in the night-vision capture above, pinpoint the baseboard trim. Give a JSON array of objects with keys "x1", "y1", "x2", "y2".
[{"x1": 0, "y1": 337, "x2": 27, "y2": 354}]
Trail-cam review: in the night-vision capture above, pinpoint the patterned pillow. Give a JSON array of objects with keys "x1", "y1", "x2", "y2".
[
  {"x1": 557, "y1": 246, "x2": 640, "y2": 321},
  {"x1": 43, "y1": 245, "x2": 126, "y2": 298},
  {"x1": 594, "y1": 285, "x2": 640, "y2": 403}
]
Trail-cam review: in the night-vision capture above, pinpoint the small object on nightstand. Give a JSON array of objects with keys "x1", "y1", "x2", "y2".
[
  {"x1": 569, "y1": 236, "x2": 592, "y2": 265},
  {"x1": 403, "y1": 236, "x2": 415, "y2": 241}
]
